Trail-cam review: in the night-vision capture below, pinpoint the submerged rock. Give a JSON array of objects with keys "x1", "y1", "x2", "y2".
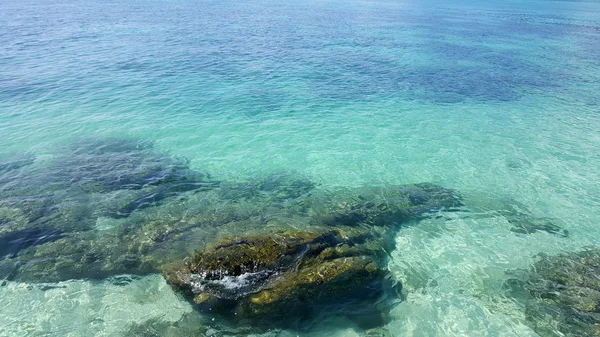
[
  {"x1": 0, "y1": 142, "x2": 465, "y2": 331},
  {"x1": 51, "y1": 138, "x2": 213, "y2": 196},
  {"x1": 0, "y1": 171, "x2": 321, "y2": 283},
  {"x1": 0, "y1": 138, "x2": 218, "y2": 258},
  {"x1": 291, "y1": 182, "x2": 463, "y2": 227},
  {"x1": 164, "y1": 227, "x2": 398, "y2": 327},
  {"x1": 505, "y1": 248, "x2": 600, "y2": 337},
  {"x1": 163, "y1": 183, "x2": 461, "y2": 327},
  {"x1": 2, "y1": 182, "x2": 460, "y2": 300},
  {"x1": 217, "y1": 170, "x2": 316, "y2": 203},
  {"x1": 0, "y1": 204, "x2": 63, "y2": 258},
  {"x1": 0, "y1": 226, "x2": 62, "y2": 258}
]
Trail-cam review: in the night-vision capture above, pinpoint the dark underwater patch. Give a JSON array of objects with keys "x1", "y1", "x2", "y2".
[
  {"x1": 239, "y1": 88, "x2": 285, "y2": 117},
  {"x1": 299, "y1": 5, "x2": 572, "y2": 104},
  {"x1": 504, "y1": 249, "x2": 600, "y2": 337},
  {"x1": 52, "y1": 138, "x2": 208, "y2": 194},
  {"x1": 0, "y1": 77, "x2": 61, "y2": 102},
  {"x1": 0, "y1": 227, "x2": 62, "y2": 258},
  {"x1": 465, "y1": 196, "x2": 568, "y2": 237},
  {"x1": 0, "y1": 138, "x2": 218, "y2": 259},
  {"x1": 305, "y1": 46, "x2": 562, "y2": 103},
  {"x1": 218, "y1": 171, "x2": 316, "y2": 202},
  {"x1": 0, "y1": 155, "x2": 35, "y2": 173},
  {"x1": 507, "y1": 216, "x2": 568, "y2": 236}
]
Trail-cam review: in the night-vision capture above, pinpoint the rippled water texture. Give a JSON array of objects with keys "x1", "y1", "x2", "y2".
[{"x1": 1, "y1": 0, "x2": 600, "y2": 336}]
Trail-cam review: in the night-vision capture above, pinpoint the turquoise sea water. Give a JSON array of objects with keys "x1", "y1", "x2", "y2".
[{"x1": 1, "y1": 0, "x2": 600, "y2": 335}]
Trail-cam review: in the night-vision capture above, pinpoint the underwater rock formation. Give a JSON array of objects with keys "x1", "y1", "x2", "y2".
[
  {"x1": 218, "y1": 171, "x2": 316, "y2": 202},
  {"x1": 0, "y1": 137, "x2": 468, "y2": 330},
  {"x1": 163, "y1": 228, "x2": 398, "y2": 327},
  {"x1": 0, "y1": 196, "x2": 69, "y2": 258},
  {"x1": 290, "y1": 182, "x2": 463, "y2": 227},
  {"x1": 505, "y1": 248, "x2": 600, "y2": 337},
  {"x1": 0, "y1": 138, "x2": 217, "y2": 258},
  {"x1": 163, "y1": 183, "x2": 462, "y2": 326},
  {"x1": 50, "y1": 138, "x2": 216, "y2": 218},
  {"x1": 1, "y1": 181, "x2": 462, "y2": 285},
  {"x1": 55, "y1": 139, "x2": 210, "y2": 195}
]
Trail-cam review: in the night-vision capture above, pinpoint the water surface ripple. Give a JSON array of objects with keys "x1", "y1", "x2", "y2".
[{"x1": 1, "y1": 0, "x2": 600, "y2": 336}]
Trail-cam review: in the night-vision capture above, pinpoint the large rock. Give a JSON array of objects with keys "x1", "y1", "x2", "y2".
[
  {"x1": 163, "y1": 227, "x2": 397, "y2": 327},
  {"x1": 163, "y1": 183, "x2": 462, "y2": 326}
]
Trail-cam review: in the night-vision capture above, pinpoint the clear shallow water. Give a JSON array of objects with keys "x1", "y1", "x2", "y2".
[{"x1": 1, "y1": 0, "x2": 600, "y2": 336}]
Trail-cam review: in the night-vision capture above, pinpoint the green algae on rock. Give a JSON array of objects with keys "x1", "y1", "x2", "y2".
[
  {"x1": 164, "y1": 228, "x2": 399, "y2": 327},
  {"x1": 505, "y1": 248, "x2": 600, "y2": 337},
  {"x1": 163, "y1": 183, "x2": 462, "y2": 325}
]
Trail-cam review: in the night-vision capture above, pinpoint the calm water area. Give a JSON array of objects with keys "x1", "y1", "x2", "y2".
[{"x1": 1, "y1": 0, "x2": 600, "y2": 336}]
